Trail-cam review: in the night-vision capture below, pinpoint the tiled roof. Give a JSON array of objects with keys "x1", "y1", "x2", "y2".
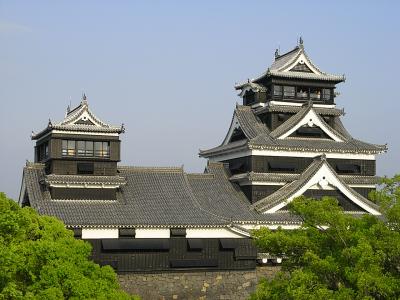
[
  {"x1": 32, "y1": 98, "x2": 123, "y2": 140},
  {"x1": 268, "y1": 101, "x2": 347, "y2": 141},
  {"x1": 199, "y1": 104, "x2": 387, "y2": 157},
  {"x1": 235, "y1": 105, "x2": 270, "y2": 139},
  {"x1": 251, "y1": 156, "x2": 381, "y2": 213},
  {"x1": 21, "y1": 161, "x2": 382, "y2": 227},
  {"x1": 235, "y1": 44, "x2": 345, "y2": 89},
  {"x1": 21, "y1": 161, "x2": 323, "y2": 226}
]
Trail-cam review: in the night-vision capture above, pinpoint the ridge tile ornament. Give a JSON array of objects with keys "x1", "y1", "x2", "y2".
[{"x1": 19, "y1": 41, "x2": 386, "y2": 272}]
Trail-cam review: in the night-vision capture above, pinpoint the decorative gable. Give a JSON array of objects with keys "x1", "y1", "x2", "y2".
[
  {"x1": 272, "y1": 107, "x2": 345, "y2": 142},
  {"x1": 280, "y1": 52, "x2": 322, "y2": 74},
  {"x1": 257, "y1": 158, "x2": 381, "y2": 215},
  {"x1": 289, "y1": 62, "x2": 313, "y2": 73}
]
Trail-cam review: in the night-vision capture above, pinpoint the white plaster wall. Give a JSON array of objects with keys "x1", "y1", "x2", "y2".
[
  {"x1": 135, "y1": 229, "x2": 170, "y2": 238},
  {"x1": 82, "y1": 228, "x2": 119, "y2": 239}
]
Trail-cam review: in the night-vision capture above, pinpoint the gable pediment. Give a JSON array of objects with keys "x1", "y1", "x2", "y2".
[
  {"x1": 288, "y1": 125, "x2": 332, "y2": 139},
  {"x1": 289, "y1": 62, "x2": 313, "y2": 73},
  {"x1": 261, "y1": 160, "x2": 380, "y2": 215},
  {"x1": 275, "y1": 108, "x2": 344, "y2": 142},
  {"x1": 280, "y1": 52, "x2": 322, "y2": 75}
]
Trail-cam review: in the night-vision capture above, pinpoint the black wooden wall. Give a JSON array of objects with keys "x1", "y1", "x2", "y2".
[
  {"x1": 86, "y1": 238, "x2": 257, "y2": 273},
  {"x1": 224, "y1": 156, "x2": 376, "y2": 176}
]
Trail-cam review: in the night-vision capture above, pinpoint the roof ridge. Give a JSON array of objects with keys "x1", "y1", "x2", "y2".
[
  {"x1": 274, "y1": 46, "x2": 300, "y2": 61},
  {"x1": 118, "y1": 165, "x2": 183, "y2": 173}
]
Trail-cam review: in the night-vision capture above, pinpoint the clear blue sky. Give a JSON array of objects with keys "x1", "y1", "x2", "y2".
[{"x1": 1, "y1": 1, "x2": 399, "y2": 199}]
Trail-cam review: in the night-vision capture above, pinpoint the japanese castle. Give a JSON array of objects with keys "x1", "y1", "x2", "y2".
[{"x1": 19, "y1": 40, "x2": 387, "y2": 272}]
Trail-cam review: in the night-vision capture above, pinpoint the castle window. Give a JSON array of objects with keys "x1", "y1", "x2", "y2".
[
  {"x1": 273, "y1": 85, "x2": 283, "y2": 97},
  {"x1": 310, "y1": 88, "x2": 321, "y2": 100},
  {"x1": 77, "y1": 141, "x2": 94, "y2": 157},
  {"x1": 77, "y1": 162, "x2": 94, "y2": 175},
  {"x1": 36, "y1": 142, "x2": 49, "y2": 162},
  {"x1": 283, "y1": 86, "x2": 295, "y2": 98},
  {"x1": 62, "y1": 140, "x2": 76, "y2": 156},
  {"x1": 322, "y1": 89, "x2": 331, "y2": 101},
  {"x1": 296, "y1": 86, "x2": 309, "y2": 99},
  {"x1": 94, "y1": 141, "x2": 110, "y2": 157}
]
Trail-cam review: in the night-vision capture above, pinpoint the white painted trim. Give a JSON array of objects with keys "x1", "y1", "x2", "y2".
[
  {"x1": 264, "y1": 162, "x2": 381, "y2": 215},
  {"x1": 269, "y1": 101, "x2": 336, "y2": 108},
  {"x1": 277, "y1": 109, "x2": 343, "y2": 142},
  {"x1": 209, "y1": 149, "x2": 376, "y2": 162},
  {"x1": 82, "y1": 228, "x2": 119, "y2": 239},
  {"x1": 240, "y1": 224, "x2": 301, "y2": 230},
  {"x1": 348, "y1": 184, "x2": 376, "y2": 188},
  {"x1": 222, "y1": 114, "x2": 240, "y2": 146},
  {"x1": 238, "y1": 181, "x2": 376, "y2": 189},
  {"x1": 240, "y1": 181, "x2": 286, "y2": 186},
  {"x1": 135, "y1": 229, "x2": 170, "y2": 238},
  {"x1": 48, "y1": 183, "x2": 121, "y2": 189},
  {"x1": 251, "y1": 102, "x2": 266, "y2": 108},
  {"x1": 186, "y1": 228, "x2": 243, "y2": 238},
  {"x1": 52, "y1": 130, "x2": 119, "y2": 136}
]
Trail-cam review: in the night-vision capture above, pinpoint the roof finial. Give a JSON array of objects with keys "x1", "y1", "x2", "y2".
[
  {"x1": 81, "y1": 92, "x2": 88, "y2": 105},
  {"x1": 299, "y1": 36, "x2": 304, "y2": 48},
  {"x1": 274, "y1": 48, "x2": 279, "y2": 59}
]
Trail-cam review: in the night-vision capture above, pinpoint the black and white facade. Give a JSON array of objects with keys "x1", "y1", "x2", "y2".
[{"x1": 20, "y1": 41, "x2": 386, "y2": 272}]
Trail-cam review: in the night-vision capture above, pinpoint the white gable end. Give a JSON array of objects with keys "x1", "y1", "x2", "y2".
[
  {"x1": 264, "y1": 162, "x2": 381, "y2": 215},
  {"x1": 278, "y1": 109, "x2": 344, "y2": 142},
  {"x1": 281, "y1": 53, "x2": 321, "y2": 74},
  {"x1": 222, "y1": 114, "x2": 241, "y2": 145}
]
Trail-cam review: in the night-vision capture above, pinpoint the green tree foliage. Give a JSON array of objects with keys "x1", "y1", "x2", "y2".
[
  {"x1": 0, "y1": 193, "x2": 138, "y2": 300},
  {"x1": 251, "y1": 176, "x2": 400, "y2": 300}
]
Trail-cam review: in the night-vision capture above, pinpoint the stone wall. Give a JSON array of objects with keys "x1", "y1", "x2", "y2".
[{"x1": 118, "y1": 266, "x2": 280, "y2": 300}]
